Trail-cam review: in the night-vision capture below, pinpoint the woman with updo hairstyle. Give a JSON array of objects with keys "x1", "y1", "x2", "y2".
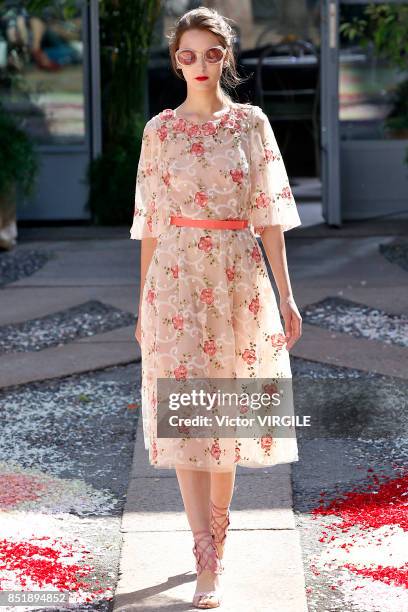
[{"x1": 130, "y1": 6, "x2": 302, "y2": 608}]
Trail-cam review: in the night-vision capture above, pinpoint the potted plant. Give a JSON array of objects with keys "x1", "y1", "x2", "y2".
[{"x1": 0, "y1": 101, "x2": 39, "y2": 250}]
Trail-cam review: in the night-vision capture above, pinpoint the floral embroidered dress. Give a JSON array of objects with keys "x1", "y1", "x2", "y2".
[{"x1": 130, "y1": 103, "x2": 302, "y2": 472}]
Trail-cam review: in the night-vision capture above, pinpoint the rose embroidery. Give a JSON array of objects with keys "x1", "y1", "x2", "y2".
[
  {"x1": 242, "y1": 348, "x2": 256, "y2": 365},
  {"x1": 198, "y1": 236, "x2": 213, "y2": 253},
  {"x1": 200, "y1": 288, "x2": 214, "y2": 305}
]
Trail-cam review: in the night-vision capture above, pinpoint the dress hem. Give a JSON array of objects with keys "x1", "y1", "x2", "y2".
[{"x1": 148, "y1": 455, "x2": 299, "y2": 472}]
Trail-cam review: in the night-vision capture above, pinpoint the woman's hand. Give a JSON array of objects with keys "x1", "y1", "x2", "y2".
[
  {"x1": 279, "y1": 295, "x2": 302, "y2": 351},
  {"x1": 135, "y1": 311, "x2": 141, "y2": 346}
]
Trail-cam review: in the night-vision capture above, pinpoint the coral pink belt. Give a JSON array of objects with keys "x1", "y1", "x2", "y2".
[{"x1": 170, "y1": 215, "x2": 248, "y2": 230}]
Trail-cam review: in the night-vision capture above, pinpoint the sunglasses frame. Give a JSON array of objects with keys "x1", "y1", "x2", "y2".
[{"x1": 175, "y1": 45, "x2": 227, "y2": 67}]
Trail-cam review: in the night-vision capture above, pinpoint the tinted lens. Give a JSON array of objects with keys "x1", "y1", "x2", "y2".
[
  {"x1": 177, "y1": 50, "x2": 196, "y2": 65},
  {"x1": 205, "y1": 47, "x2": 224, "y2": 63}
]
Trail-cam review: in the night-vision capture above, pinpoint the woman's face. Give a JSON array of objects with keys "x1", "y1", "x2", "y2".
[{"x1": 176, "y1": 29, "x2": 227, "y2": 90}]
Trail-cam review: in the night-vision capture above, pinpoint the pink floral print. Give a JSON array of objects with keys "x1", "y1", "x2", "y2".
[{"x1": 130, "y1": 103, "x2": 301, "y2": 471}]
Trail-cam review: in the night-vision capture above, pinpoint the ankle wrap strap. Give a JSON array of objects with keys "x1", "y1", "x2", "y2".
[
  {"x1": 192, "y1": 529, "x2": 223, "y2": 576},
  {"x1": 210, "y1": 500, "x2": 231, "y2": 545}
]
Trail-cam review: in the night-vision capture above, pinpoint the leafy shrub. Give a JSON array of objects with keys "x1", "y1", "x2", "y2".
[{"x1": 0, "y1": 102, "x2": 39, "y2": 201}]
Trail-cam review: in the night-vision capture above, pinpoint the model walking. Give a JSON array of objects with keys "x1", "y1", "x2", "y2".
[{"x1": 131, "y1": 7, "x2": 302, "y2": 609}]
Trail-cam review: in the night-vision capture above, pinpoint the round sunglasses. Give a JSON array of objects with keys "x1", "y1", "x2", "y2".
[{"x1": 175, "y1": 45, "x2": 227, "y2": 66}]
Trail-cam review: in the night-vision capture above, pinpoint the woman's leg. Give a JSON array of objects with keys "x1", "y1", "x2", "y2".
[
  {"x1": 210, "y1": 467, "x2": 236, "y2": 559},
  {"x1": 175, "y1": 467, "x2": 219, "y2": 606},
  {"x1": 210, "y1": 466, "x2": 237, "y2": 507},
  {"x1": 175, "y1": 466, "x2": 211, "y2": 533},
  {"x1": 175, "y1": 465, "x2": 237, "y2": 606},
  {"x1": 175, "y1": 466, "x2": 237, "y2": 533}
]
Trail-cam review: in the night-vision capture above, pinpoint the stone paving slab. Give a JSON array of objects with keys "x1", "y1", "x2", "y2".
[
  {"x1": 0, "y1": 285, "x2": 138, "y2": 326},
  {"x1": 294, "y1": 286, "x2": 408, "y2": 316},
  {"x1": 18, "y1": 226, "x2": 127, "y2": 241},
  {"x1": 291, "y1": 323, "x2": 408, "y2": 379},
  {"x1": 286, "y1": 236, "x2": 408, "y2": 285},
  {"x1": 113, "y1": 529, "x2": 307, "y2": 611},
  {"x1": 0, "y1": 326, "x2": 140, "y2": 389},
  {"x1": 7, "y1": 240, "x2": 139, "y2": 288},
  {"x1": 75, "y1": 324, "x2": 136, "y2": 344},
  {"x1": 122, "y1": 473, "x2": 295, "y2": 532},
  {"x1": 288, "y1": 218, "x2": 408, "y2": 237}
]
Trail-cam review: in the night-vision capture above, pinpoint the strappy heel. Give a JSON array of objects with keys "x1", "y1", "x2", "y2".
[
  {"x1": 210, "y1": 499, "x2": 231, "y2": 565},
  {"x1": 192, "y1": 529, "x2": 223, "y2": 609}
]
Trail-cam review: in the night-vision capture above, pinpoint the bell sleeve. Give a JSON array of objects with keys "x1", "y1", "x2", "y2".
[
  {"x1": 130, "y1": 117, "x2": 165, "y2": 239},
  {"x1": 249, "y1": 105, "x2": 302, "y2": 236}
]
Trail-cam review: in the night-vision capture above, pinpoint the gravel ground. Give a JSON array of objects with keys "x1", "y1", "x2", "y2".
[
  {"x1": 291, "y1": 357, "x2": 408, "y2": 612},
  {"x1": 379, "y1": 239, "x2": 408, "y2": 272},
  {"x1": 0, "y1": 361, "x2": 141, "y2": 611},
  {"x1": 0, "y1": 249, "x2": 56, "y2": 287},
  {"x1": 0, "y1": 300, "x2": 136, "y2": 354},
  {"x1": 292, "y1": 356, "x2": 407, "y2": 440},
  {"x1": 299, "y1": 297, "x2": 408, "y2": 347}
]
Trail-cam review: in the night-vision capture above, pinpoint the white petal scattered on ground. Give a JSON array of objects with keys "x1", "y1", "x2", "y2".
[
  {"x1": 339, "y1": 569, "x2": 408, "y2": 612},
  {"x1": 0, "y1": 461, "x2": 117, "y2": 515}
]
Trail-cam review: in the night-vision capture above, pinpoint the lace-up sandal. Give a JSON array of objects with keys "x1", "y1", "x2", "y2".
[
  {"x1": 192, "y1": 529, "x2": 223, "y2": 609},
  {"x1": 210, "y1": 499, "x2": 230, "y2": 566}
]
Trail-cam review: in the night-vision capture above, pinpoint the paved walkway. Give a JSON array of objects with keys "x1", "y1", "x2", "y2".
[{"x1": 1, "y1": 209, "x2": 406, "y2": 610}]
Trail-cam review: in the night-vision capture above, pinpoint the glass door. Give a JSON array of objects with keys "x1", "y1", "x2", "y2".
[
  {"x1": 321, "y1": 0, "x2": 408, "y2": 225},
  {"x1": 0, "y1": 1, "x2": 101, "y2": 220}
]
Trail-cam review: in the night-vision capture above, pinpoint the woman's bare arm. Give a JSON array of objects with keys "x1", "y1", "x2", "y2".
[
  {"x1": 135, "y1": 236, "x2": 157, "y2": 343},
  {"x1": 259, "y1": 226, "x2": 302, "y2": 349},
  {"x1": 139, "y1": 237, "x2": 157, "y2": 309},
  {"x1": 259, "y1": 226, "x2": 292, "y2": 299}
]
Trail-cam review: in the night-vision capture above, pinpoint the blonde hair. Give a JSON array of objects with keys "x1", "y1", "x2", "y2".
[{"x1": 166, "y1": 6, "x2": 251, "y2": 109}]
